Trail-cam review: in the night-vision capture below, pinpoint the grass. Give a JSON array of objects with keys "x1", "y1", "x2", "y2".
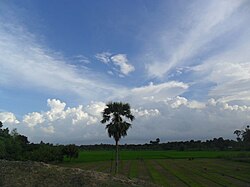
[
  {"x1": 145, "y1": 160, "x2": 169, "y2": 186},
  {"x1": 60, "y1": 150, "x2": 250, "y2": 187},
  {"x1": 128, "y1": 160, "x2": 137, "y2": 178},
  {"x1": 64, "y1": 150, "x2": 250, "y2": 163}
]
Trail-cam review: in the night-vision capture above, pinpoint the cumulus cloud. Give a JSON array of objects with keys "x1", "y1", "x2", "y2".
[
  {"x1": 127, "y1": 98, "x2": 250, "y2": 143},
  {"x1": 164, "y1": 96, "x2": 205, "y2": 109},
  {"x1": 0, "y1": 112, "x2": 19, "y2": 124},
  {"x1": 41, "y1": 126, "x2": 55, "y2": 134},
  {"x1": 85, "y1": 101, "x2": 106, "y2": 117},
  {"x1": 1, "y1": 1, "x2": 250, "y2": 144},
  {"x1": 1, "y1": 97, "x2": 250, "y2": 144},
  {"x1": 23, "y1": 112, "x2": 44, "y2": 127},
  {"x1": 131, "y1": 108, "x2": 160, "y2": 118}
]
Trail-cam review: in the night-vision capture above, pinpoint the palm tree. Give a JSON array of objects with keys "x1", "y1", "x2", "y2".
[{"x1": 101, "y1": 102, "x2": 134, "y2": 174}]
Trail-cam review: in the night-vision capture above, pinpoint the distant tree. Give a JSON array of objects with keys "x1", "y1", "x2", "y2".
[
  {"x1": 156, "y1": 138, "x2": 160, "y2": 143},
  {"x1": 150, "y1": 138, "x2": 160, "y2": 144},
  {"x1": 62, "y1": 144, "x2": 79, "y2": 160},
  {"x1": 242, "y1": 125, "x2": 250, "y2": 142},
  {"x1": 234, "y1": 125, "x2": 250, "y2": 143},
  {"x1": 101, "y1": 102, "x2": 134, "y2": 174},
  {"x1": 0, "y1": 121, "x2": 10, "y2": 138},
  {"x1": 234, "y1": 130, "x2": 242, "y2": 142}
]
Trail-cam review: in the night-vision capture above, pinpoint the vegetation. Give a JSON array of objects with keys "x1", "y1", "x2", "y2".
[
  {"x1": 78, "y1": 137, "x2": 250, "y2": 151},
  {"x1": 234, "y1": 125, "x2": 250, "y2": 142},
  {"x1": 0, "y1": 160, "x2": 155, "y2": 187},
  {"x1": 1, "y1": 117, "x2": 250, "y2": 186},
  {"x1": 0, "y1": 121, "x2": 78, "y2": 163},
  {"x1": 101, "y1": 102, "x2": 135, "y2": 173},
  {"x1": 62, "y1": 144, "x2": 79, "y2": 160},
  {"x1": 61, "y1": 157, "x2": 250, "y2": 187},
  {"x1": 63, "y1": 150, "x2": 250, "y2": 163}
]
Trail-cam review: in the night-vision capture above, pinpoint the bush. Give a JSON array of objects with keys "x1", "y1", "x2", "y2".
[{"x1": 62, "y1": 144, "x2": 79, "y2": 160}]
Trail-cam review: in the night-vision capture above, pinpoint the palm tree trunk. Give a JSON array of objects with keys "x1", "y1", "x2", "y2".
[{"x1": 115, "y1": 140, "x2": 118, "y2": 174}]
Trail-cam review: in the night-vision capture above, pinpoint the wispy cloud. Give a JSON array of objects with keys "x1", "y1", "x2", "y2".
[
  {"x1": 0, "y1": 15, "x2": 124, "y2": 101},
  {"x1": 130, "y1": 81, "x2": 188, "y2": 102},
  {"x1": 73, "y1": 55, "x2": 90, "y2": 64},
  {"x1": 111, "y1": 54, "x2": 135, "y2": 75},
  {"x1": 145, "y1": 0, "x2": 246, "y2": 78},
  {"x1": 95, "y1": 52, "x2": 135, "y2": 76},
  {"x1": 95, "y1": 52, "x2": 112, "y2": 64}
]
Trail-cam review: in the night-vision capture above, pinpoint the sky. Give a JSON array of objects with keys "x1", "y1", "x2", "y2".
[{"x1": 1, "y1": 0, "x2": 250, "y2": 144}]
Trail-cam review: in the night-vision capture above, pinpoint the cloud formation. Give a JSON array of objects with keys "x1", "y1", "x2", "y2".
[
  {"x1": 146, "y1": 0, "x2": 246, "y2": 78},
  {"x1": 131, "y1": 81, "x2": 188, "y2": 102},
  {"x1": 1, "y1": 1, "x2": 250, "y2": 144},
  {"x1": 0, "y1": 112, "x2": 19, "y2": 124},
  {"x1": 95, "y1": 52, "x2": 135, "y2": 76},
  {"x1": 1, "y1": 97, "x2": 249, "y2": 144},
  {"x1": 0, "y1": 15, "x2": 123, "y2": 102}
]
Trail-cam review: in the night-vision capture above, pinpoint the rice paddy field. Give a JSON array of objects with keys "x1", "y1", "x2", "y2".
[{"x1": 60, "y1": 150, "x2": 250, "y2": 187}]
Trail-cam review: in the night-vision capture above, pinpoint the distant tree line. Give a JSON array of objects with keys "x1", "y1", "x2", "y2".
[
  {"x1": 1, "y1": 120, "x2": 250, "y2": 163},
  {"x1": 0, "y1": 121, "x2": 79, "y2": 163},
  {"x1": 78, "y1": 136, "x2": 249, "y2": 151}
]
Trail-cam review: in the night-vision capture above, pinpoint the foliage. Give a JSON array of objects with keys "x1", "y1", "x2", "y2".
[
  {"x1": 242, "y1": 125, "x2": 250, "y2": 142},
  {"x1": 28, "y1": 144, "x2": 64, "y2": 162},
  {"x1": 0, "y1": 121, "x2": 73, "y2": 163},
  {"x1": 62, "y1": 144, "x2": 79, "y2": 160},
  {"x1": 234, "y1": 125, "x2": 250, "y2": 150},
  {"x1": 150, "y1": 138, "x2": 160, "y2": 144},
  {"x1": 101, "y1": 102, "x2": 134, "y2": 173},
  {"x1": 101, "y1": 102, "x2": 134, "y2": 142}
]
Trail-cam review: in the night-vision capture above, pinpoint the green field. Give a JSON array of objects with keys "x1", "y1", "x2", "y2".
[
  {"x1": 64, "y1": 150, "x2": 250, "y2": 162},
  {"x1": 60, "y1": 150, "x2": 250, "y2": 187}
]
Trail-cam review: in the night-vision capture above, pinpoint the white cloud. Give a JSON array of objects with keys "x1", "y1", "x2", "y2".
[
  {"x1": 95, "y1": 52, "x2": 112, "y2": 64},
  {"x1": 1, "y1": 97, "x2": 250, "y2": 144},
  {"x1": 45, "y1": 99, "x2": 67, "y2": 121},
  {"x1": 111, "y1": 54, "x2": 135, "y2": 75},
  {"x1": 145, "y1": 0, "x2": 246, "y2": 78},
  {"x1": 0, "y1": 16, "x2": 123, "y2": 102},
  {"x1": 169, "y1": 96, "x2": 188, "y2": 108},
  {"x1": 47, "y1": 99, "x2": 66, "y2": 113},
  {"x1": 1, "y1": 1, "x2": 250, "y2": 144},
  {"x1": 131, "y1": 81, "x2": 188, "y2": 102},
  {"x1": 191, "y1": 40, "x2": 250, "y2": 103},
  {"x1": 41, "y1": 126, "x2": 55, "y2": 134},
  {"x1": 23, "y1": 112, "x2": 44, "y2": 127},
  {"x1": 131, "y1": 108, "x2": 160, "y2": 118},
  {"x1": 85, "y1": 101, "x2": 106, "y2": 117},
  {"x1": 96, "y1": 52, "x2": 135, "y2": 76},
  {"x1": 162, "y1": 96, "x2": 205, "y2": 109},
  {"x1": 0, "y1": 112, "x2": 19, "y2": 124},
  {"x1": 140, "y1": 0, "x2": 250, "y2": 108},
  {"x1": 74, "y1": 55, "x2": 90, "y2": 64}
]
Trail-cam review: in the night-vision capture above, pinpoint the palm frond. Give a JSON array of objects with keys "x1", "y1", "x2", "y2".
[{"x1": 101, "y1": 101, "x2": 135, "y2": 141}]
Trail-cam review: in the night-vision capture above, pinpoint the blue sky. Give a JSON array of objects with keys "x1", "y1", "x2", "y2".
[{"x1": 1, "y1": 0, "x2": 250, "y2": 144}]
